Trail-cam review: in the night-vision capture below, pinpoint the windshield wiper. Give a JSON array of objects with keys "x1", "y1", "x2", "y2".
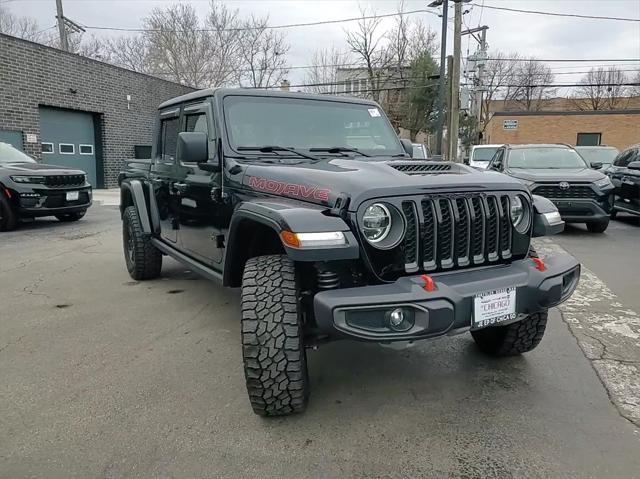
[
  {"x1": 237, "y1": 145, "x2": 321, "y2": 161},
  {"x1": 309, "y1": 146, "x2": 371, "y2": 157}
]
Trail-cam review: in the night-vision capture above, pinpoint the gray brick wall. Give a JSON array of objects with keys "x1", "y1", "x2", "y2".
[{"x1": 0, "y1": 34, "x2": 195, "y2": 187}]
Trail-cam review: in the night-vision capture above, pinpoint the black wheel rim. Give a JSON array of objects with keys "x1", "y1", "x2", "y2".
[{"x1": 125, "y1": 222, "x2": 135, "y2": 265}]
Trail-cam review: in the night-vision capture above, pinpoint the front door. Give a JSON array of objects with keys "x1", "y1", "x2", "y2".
[{"x1": 174, "y1": 101, "x2": 224, "y2": 267}]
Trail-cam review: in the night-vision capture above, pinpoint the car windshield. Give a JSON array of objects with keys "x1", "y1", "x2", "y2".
[
  {"x1": 507, "y1": 147, "x2": 588, "y2": 169},
  {"x1": 472, "y1": 147, "x2": 499, "y2": 161},
  {"x1": 223, "y1": 96, "x2": 404, "y2": 157},
  {"x1": 0, "y1": 142, "x2": 36, "y2": 164},
  {"x1": 576, "y1": 147, "x2": 619, "y2": 166}
]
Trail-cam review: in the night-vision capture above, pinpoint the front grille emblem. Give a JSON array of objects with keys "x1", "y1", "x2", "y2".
[{"x1": 559, "y1": 181, "x2": 570, "y2": 190}]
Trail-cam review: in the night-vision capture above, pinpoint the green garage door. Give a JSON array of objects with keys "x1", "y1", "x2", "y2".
[
  {"x1": 0, "y1": 129, "x2": 23, "y2": 151},
  {"x1": 39, "y1": 107, "x2": 97, "y2": 186}
]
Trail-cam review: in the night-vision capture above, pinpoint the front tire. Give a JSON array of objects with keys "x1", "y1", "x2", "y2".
[
  {"x1": 122, "y1": 206, "x2": 162, "y2": 280},
  {"x1": 471, "y1": 312, "x2": 549, "y2": 356},
  {"x1": 55, "y1": 210, "x2": 86, "y2": 222},
  {"x1": 586, "y1": 219, "x2": 609, "y2": 233},
  {"x1": 241, "y1": 255, "x2": 309, "y2": 417},
  {"x1": 0, "y1": 194, "x2": 18, "y2": 231}
]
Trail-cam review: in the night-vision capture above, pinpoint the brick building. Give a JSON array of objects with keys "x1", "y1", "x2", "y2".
[
  {"x1": 0, "y1": 34, "x2": 194, "y2": 187},
  {"x1": 484, "y1": 109, "x2": 640, "y2": 151}
]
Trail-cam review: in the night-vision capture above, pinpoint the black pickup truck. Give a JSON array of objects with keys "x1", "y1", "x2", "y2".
[{"x1": 118, "y1": 89, "x2": 580, "y2": 416}]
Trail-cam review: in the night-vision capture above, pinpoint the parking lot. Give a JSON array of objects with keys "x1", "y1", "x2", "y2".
[{"x1": 1, "y1": 203, "x2": 639, "y2": 478}]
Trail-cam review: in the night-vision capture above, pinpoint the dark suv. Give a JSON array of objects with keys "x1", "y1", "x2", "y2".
[
  {"x1": 487, "y1": 144, "x2": 614, "y2": 232},
  {"x1": 119, "y1": 89, "x2": 580, "y2": 416},
  {"x1": 0, "y1": 142, "x2": 92, "y2": 231},
  {"x1": 606, "y1": 144, "x2": 640, "y2": 219}
]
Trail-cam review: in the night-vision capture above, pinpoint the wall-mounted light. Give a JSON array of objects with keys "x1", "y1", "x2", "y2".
[{"x1": 126, "y1": 94, "x2": 131, "y2": 110}]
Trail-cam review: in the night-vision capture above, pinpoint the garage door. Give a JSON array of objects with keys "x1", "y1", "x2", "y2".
[
  {"x1": 0, "y1": 129, "x2": 23, "y2": 151},
  {"x1": 39, "y1": 107, "x2": 97, "y2": 186}
]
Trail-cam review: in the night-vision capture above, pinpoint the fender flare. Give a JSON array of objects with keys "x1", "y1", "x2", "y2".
[
  {"x1": 531, "y1": 194, "x2": 565, "y2": 237},
  {"x1": 120, "y1": 180, "x2": 153, "y2": 234}
]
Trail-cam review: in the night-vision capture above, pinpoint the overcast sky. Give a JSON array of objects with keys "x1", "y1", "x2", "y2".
[{"x1": 6, "y1": 0, "x2": 640, "y2": 87}]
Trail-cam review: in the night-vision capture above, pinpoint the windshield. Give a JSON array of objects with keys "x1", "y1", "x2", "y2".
[
  {"x1": 0, "y1": 142, "x2": 36, "y2": 164},
  {"x1": 576, "y1": 147, "x2": 619, "y2": 166},
  {"x1": 223, "y1": 96, "x2": 403, "y2": 157},
  {"x1": 472, "y1": 147, "x2": 498, "y2": 161},
  {"x1": 507, "y1": 147, "x2": 588, "y2": 169}
]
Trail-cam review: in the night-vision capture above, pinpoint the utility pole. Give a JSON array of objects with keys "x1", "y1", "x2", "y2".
[
  {"x1": 430, "y1": 0, "x2": 448, "y2": 157},
  {"x1": 474, "y1": 27, "x2": 488, "y2": 142},
  {"x1": 55, "y1": 0, "x2": 69, "y2": 51},
  {"x1": 448, "y1": 0, "x2": 463, "y2": 162}
]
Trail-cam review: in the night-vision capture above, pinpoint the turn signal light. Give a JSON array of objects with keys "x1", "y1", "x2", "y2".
[
  {"x1": 532, "y1": 257, "x2": 546, "y2": 272},
  {"x1": 280, "y1": 231, "x2": 346, "y2": 249}
]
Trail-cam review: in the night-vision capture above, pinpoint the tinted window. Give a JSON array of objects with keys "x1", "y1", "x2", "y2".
[
  {"x1": 472, "y1": 147, "x2": 499, "y2": 161},
  {"x1": 185, "y1": 113, "x2": 208, "y2": 134},
  {"x1": 507, "y1": 147, "x2": 588, "y2": 169},
  {"x1": 614, "y1": 149, "x2": 638, "y2": 167},
  {"x1": 0, "y1": 142, "x2": 36, "y2": 164},
  {"x1": 160, "y1": 117, "x2": 179, "y2": 161},
  {"x1": 223, "y1": 96, "x2": 403, "y2": 157}
]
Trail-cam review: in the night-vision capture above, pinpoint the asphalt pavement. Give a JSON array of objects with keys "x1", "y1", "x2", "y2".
[{"x1": 1, "y1": 205, "x2": 639, "y2": 479}]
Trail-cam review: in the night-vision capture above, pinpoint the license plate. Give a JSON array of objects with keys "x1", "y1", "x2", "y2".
[
  {"x1": 66, "y1": 191, "x2": 79, "y2": 201},
  {"x1": 473, "y1": 287, "x2": 517, "y2": 329}
]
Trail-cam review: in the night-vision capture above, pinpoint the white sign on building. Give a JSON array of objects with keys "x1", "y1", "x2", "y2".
[{"x1": 503, "y1": 120, "x2": 518, "y2": 130}]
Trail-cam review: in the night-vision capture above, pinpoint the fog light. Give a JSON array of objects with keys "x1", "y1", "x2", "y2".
[{"x1": 386, "y1": 307, "x2": 414, "y2": 332}]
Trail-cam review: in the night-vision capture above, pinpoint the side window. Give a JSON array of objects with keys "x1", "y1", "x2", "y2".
[
  {"x1": 160, "y1": 116, "x2": 179, "y2": 161},
  {"x1": 185, "y1": 113, "x2": 208, "y2": 134},
  {"x1": 614, "y1": 150, "x2": 634, "y2": 167}
]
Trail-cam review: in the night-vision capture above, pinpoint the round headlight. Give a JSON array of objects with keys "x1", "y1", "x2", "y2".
[
  {"x1": 363, "y1": 203, "x2": 391, "y2": 243},
  {"x1": 510, "y1": 195, "x2": 530, "y2": 233}
]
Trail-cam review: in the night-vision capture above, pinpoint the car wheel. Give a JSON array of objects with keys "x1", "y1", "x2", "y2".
[
  {"x1": 122, "y1": 206, "x2": 162, "y2": 280},
  {"x1": 0, "y1": 193, "x2": 18, "y2": 232},
  {"x1": 241, "y1": 254, "x2": 309, "y2": 417},
  {"x1": 471, "y1": 311, "x2": 549, "y2": 356},
  {"x1": 586, "y1": 219, "x2": 609, "y2": 233},
  {"x1": 55, "y1": 211, "x2": 86, "y2": 222}
]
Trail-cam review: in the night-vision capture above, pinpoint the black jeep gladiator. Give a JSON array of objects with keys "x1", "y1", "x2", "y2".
[
  {"x1": 118, "y1": 89, "x2": 580, "y2": 416},
  {"x1": 0, "y1": 142, "x2": 92, "y2": 231}
]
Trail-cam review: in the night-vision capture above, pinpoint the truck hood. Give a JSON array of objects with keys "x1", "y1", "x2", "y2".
[
  {"x1": 240, "y1": 157, "x2": 528, "y2": 210},
  {"x1": 507, "y1": 168, "x2": 605, "y2": 183},
  {"x1": 0, "y1": 162, "x2": 85, "y2": 176}
]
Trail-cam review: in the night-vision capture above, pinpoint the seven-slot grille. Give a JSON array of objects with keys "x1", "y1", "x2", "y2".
[
  {"x1": 401, "y1": 193, "x2": 513, "y2": 273},
  {"x1": 44, "y1": 174, "x2": 85, "y2": 187},
  {"x1": 533, "y1": 184, "x2": 597, "y2": 199}
]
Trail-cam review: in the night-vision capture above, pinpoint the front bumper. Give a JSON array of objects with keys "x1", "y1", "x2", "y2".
[
  {"x1": 313, "y1": 253, "x2": 580, "y2": 342},
  {"x1": 17, "y1": 186, "x2": 92, "y2": 217},
  {"x1": 549, "y1": 197, "x2": 612, "y2": 223}
]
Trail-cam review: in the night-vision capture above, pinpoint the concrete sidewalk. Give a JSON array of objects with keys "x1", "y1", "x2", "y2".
[{"x1": 92, "y1": 188, "x2": 120, "y2": 206}]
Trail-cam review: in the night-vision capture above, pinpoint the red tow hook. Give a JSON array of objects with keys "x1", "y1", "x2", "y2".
[
  {"x1": 532, "y1": 257, "x2": 546, "y2": 272},
  {"x1": 421, "y1": 274, "x2": 437, "y2": 292}
]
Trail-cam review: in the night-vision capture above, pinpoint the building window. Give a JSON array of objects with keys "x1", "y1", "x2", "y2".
[
  {"x1": 577, "y1": 133, "x2": 601, "y2": 146},
  {"x1": 41, "y1": 142, "x2": 54, "y2": 154},
  {"x1": 79, "y1": 144, "x2": 94, "y2": 155},
  {"x1": 59, "y1": 143, "x2": 75, "y2": 155}
]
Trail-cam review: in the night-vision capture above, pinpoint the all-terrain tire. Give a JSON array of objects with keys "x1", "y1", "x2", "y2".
[
  {"x1": 241, "y1": 255, "x2": 309, "y2": 417},
  {"x1": 55, "y1": 210, "x2": 86, "y2": 222},
  {"x1": 471, "y1": 311, "x2": 549, "y2": 356},
  {"x1": 0, "y1": 194, "x2": 18, "y2": 232},
  {"x1": 586, "y1": 219, "x2": 609, "y2": 233},
  {"x1": 122, "y1": 206, "x2": 162, "y2": 280}
]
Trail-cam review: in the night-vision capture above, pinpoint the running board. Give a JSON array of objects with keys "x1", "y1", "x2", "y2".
[{"x1": 150, "y1": 238, "x2": 223, "y2": 283}]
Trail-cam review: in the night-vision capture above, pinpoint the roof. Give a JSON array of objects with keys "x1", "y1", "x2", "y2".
[
  {"x1": 158, "y1": 88, "x2": 380, "y2": 109},
  {"x1": 507, "y1": 144, "x2": 574, "y2": 149},
  {"x1": 491, "y1": 109, "x2": 640, "y2": 117},
  {"x1": 574, "y1": 145, "x2": 619, "y2": 150}
]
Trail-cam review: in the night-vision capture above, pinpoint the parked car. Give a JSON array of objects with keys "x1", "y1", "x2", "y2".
[
  {"x1": 606, "y1": 144, "x2": 640, "y2": 219},
  {"x1": 119, "y1": 89, "x2": 580, "y2": 416},
  {"x1": 487, "y1": 144, "x2": 614, "y2": 232},
  {"x1": 575, "y1": 146, "x2": 619, "y2": 171},
  {"x1": 0, "y1": 142, "x2": 92, "y2": 231},
  {"x1": 469, "y1": 144, "x2": 503, "y2": 169},
  {"x1": 411, "y1": 143, "x2": 431, "y2": 159}
]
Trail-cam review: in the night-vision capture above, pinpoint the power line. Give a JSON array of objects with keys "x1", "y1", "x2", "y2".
[
  {"x1": 487, "y1": 58, "x2": 640, "y2": 63},
  {"x1": 80, "y1": 8, "x2": 436, "y2": 33},
  {"x1": 472, "y1": 3, "x2": 640, "y2": 22}
]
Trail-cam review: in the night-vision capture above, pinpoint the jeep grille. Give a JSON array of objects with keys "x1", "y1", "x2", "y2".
[{"x1": 44, "y1": 175, "x2": 85, "y2": 187}]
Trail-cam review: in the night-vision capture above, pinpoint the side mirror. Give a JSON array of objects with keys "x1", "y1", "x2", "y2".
[
  {"x1": 627, "y1": 161, "x2": 640, "y2": 171},
  {"x1": 590, "y1": 161, "x2": 603, "y2": 170},
  {"x1": 399, "y1": 139, "x2": 413, "y2": 157},
  {"x1": 176, "y1": 131, "x2": 208, "y2": 164}
]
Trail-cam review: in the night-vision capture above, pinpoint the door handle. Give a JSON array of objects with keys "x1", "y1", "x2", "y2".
[{"x1": 172, "y1": 182, "x2": 188, "y2": 194}]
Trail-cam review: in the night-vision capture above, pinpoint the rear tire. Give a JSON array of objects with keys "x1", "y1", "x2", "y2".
[
  {"x1": 55, "y1": 210, "x2": 86, "y2": 222},
  {"x1": 586, "y1": 219, "x2": 609, "y2": 233},
  {"x1": 471, "y1": 311, "x2": 549, "y2": 356},
  {"x1": 241, "y1": 254, "x2": 309, "y2": 417},
  {"x1": 122, "y1": 206, "x2": 162, "y2": 280},
  {"x1": 0, "y1": 194, "x2": 18, "y2": 232}
]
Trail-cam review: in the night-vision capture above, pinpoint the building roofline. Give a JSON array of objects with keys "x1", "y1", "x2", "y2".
[
  {"x1": 492, "y1": 109, "x2": 640, "y2": 117},
  {"x1": 0, "y1": 33, "x2": 197, "y2": 92}
]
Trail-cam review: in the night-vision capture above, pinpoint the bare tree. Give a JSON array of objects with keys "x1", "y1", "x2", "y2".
[
  {"x1": 206, "y1": 1, "x2": 244, "y2": 87},
  {"x1": 632, "y1": 71, "x2": 640, "y2": 97},
  {"x1": 236, "y1": 15, "x2": 289, "y2": 88},
  {"x1": 0, "y1": 6, "x2": 46, "y2": 42},
  {"x1": 479, "y1": 51, "x2": 520, "y2": 128},
  {"x1": 303, "y1": 47, "x2": 348, "y2": 94},
  {"x1": 572, "y1": 67, "x2": 629, "y2": 110},
  {"x1": 506, "y1": 59, "x2": 556, "y2": 111}
]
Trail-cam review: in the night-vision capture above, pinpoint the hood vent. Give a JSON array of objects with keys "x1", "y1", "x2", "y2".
[{"x1": 389, "y1": 162, "x2": 452, "y2": 175}]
